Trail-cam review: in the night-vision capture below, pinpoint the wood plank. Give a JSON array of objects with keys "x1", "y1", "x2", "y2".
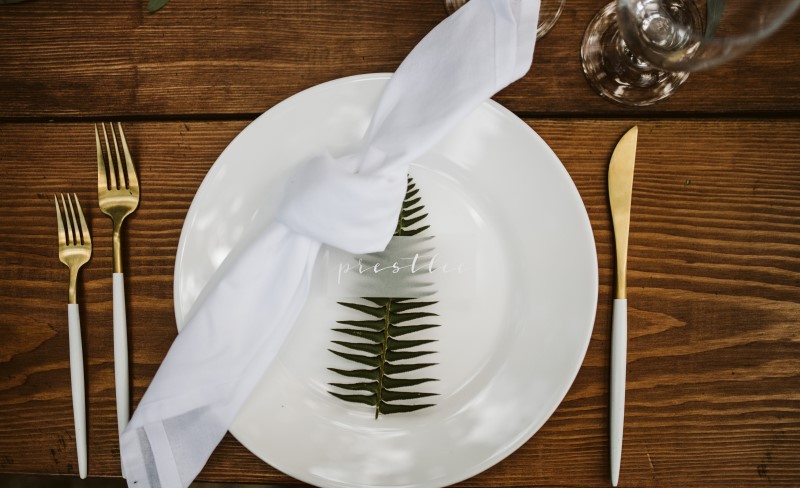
[
  {"x1": 0, "y1": 0, "x2": 798, "y2": 118},
  {"x1": 0, "y1": 119, "x2": 798, "y2": 486}
]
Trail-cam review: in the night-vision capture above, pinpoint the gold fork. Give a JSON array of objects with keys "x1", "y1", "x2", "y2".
[
  {"x1": 95, "y1": 122, "x2": 139, "y2": 461},
  {"x1": 55, "y1": 193, "x2": 91, "y2": 479}
]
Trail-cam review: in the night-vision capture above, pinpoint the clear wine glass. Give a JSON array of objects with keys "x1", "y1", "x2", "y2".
[
  {"x1": 445, "y1": 0, "x2": 566, "y2": 39},
  {"x1": 580, "y1": 0, "x2": 800, "y2": 106}
]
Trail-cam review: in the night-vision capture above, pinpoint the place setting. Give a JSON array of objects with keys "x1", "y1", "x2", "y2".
[{"x1": 32, "y1": 0, "x2": 799, "y2": 487}]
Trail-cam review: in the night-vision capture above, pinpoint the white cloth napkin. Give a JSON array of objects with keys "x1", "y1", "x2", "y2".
[{"x1": 120, "y1": 1, "x2": 540, "y2": 486}]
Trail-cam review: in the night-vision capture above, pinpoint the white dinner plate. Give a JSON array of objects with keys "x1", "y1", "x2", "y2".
[{"x1": 174, "y1": 74, "x2": 598, "y2": 488}]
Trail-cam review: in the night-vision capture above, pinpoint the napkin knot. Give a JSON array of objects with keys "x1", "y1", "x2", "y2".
[{"x1": 276, "y1": 149, "x2": 407, "y2": 254}]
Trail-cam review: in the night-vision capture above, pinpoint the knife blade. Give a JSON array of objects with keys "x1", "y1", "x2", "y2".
[{"x1": 608, "y1": 125, "x2": 637, "y2": 487}]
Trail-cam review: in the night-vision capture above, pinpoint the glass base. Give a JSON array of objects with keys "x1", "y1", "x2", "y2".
[{"x1": 580, "y1": 2, "x2": 689, "y2": 107}]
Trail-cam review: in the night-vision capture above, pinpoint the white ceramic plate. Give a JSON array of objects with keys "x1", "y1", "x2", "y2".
[{"x1": 174, "y1": 74, "x2": 597, "y2": 488}]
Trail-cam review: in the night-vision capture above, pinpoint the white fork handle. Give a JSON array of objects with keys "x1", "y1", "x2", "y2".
[
  {"x1": 67, "y1": 304, "x2": 88, "y2": 479},
  {"x1": 113, "y1": 272, "x2": 129, "y2": 477},
  {"x1": 610, "y1": 298, "x2": 627, "y2": 487}
]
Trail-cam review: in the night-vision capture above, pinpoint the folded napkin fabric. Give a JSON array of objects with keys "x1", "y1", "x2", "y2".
[{"x1": 121, "y1": 0, "x2": 540, "y2": 486}]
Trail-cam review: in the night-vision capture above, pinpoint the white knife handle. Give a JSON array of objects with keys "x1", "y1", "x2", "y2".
[
  {"x1": 113, "y1": 272, "x2": 129, "y2": 476},
  {"x1": 67, "y1": 304, "x2": 88, "y2": 479},
  {"x1": 610, "y1": 298, "x2": 627, "y2": 487}
]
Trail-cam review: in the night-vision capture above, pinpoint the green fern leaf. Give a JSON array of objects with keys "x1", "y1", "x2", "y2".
[
  {"x1": 336, "y1": 319, "x2": 385, "y2": 330},
  {"x1": 332, "y1": 328, "x2": 384, "y2": 343},
  {"x1": 390, "y1": 301, "x2": 438, "y2": 313},
  {"x1": 384, "y1": 362, "x2": 437, "y2": 376},
  {"x1": 380, "y1": 390, "x2": 438, "y2": 402},
  {"x1": 389, "y1": 323, "x2": 440, "y2": 337},
  {"x1": 331, "y1": 392, "x2": 377, "y2": 406},
  {"x1": 337, "y1": 302, "x2": 386, "y2": 317},
  {"x1": 389, "y1": 311, "x2": 437, "y2": 323},
  {"x1": 400, "y1": 225, "x2": 430, "y2": 237},
  {"x1": 329, "y1": 382, "x2": 379, "y2": 393},
  {"x1": 403, "y1": 205, "x2": 425, "y2": 218},
  {"x1": 385, "y1": 349, "x2": 436, "y2": 362},
  {"x1": 329, "y1": 176, "x2": 441, "y2": 417},
  {"x1": 401, "y1": 214, "x2": 429, "y2": 228},
  {"x1": 388, "y1": 337, "x2": 437, "y2": 350},
  {"x1": 328, "y1": 367, "x2": 379, "y2": 380},
  {"x1": 379, "y1": 402, "x2": 436, "y2": 415},
  {"x1": 332, "y1": 341, "x2": 383, "y2": 355},
  {"x1": 404, "y1": 196, "x2": 422, "y2": 208},
  {"x1": 382, "y1": 376, "x2": 438, "y2": 389},
  {"x1": 147, "y1": 0, "x2": 170, "y2": 12},
  {"x1": 329, "y1": 350, "x2": 381, "y2": 368}
]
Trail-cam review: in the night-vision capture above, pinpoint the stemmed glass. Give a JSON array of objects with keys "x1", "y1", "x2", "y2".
[
  {"x1": 581, "y1": 0, "x2": 800, "y2": 106},
  {"x1": 445, "y1": 0, "x2": 566, "y2": 39}
]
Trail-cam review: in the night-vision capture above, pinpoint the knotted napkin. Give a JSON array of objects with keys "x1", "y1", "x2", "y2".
[{"x1": 121, "y1": 0, "x2": 540, "y2": 486}]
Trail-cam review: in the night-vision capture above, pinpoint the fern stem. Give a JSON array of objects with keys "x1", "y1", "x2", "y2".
[
  {"x1": 395, "y1": 206, "x2": 405, "y2": 237},
  {"x1": 377, "y1": 179, "x2": 411, "y2": 415},
  {"x1": 376, "y1": 179, "x2": 409, "y2": 416},
  {"x1": 375, "y1": 298, "x2": 393, "y2": 418}
]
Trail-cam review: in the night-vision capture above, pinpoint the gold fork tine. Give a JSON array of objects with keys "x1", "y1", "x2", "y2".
[
  {"x1": 101, "y1": 123, "x2": 118, "y2": 190},
  {"x1": 110, "y1": 123, "x2": 127, "y2": 189},
  {"x1": 54, "y1": 194, "x2": 67, "y2": 247},
  {"x1": 73, "y1": 194, "x2": 91, "y2": 246},
  {"x1": 66, "y1": 193, "x2": 80, "y2": 244},
  {"x1": 96, "y1": 124, "x2": 109, "y2": 191},
  {"x1": 117, "y1": 123, "x2": 138, "y2": 190},
  {"x1": 61, "y1": 194, "x2": 75, "y2": 245}
]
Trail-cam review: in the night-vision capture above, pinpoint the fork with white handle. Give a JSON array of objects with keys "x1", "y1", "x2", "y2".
[
  {"x1": 54, "y1": 193, "x2": 91, "y2": 479},
  {"x1": 95, "y1": 123, "x2": 139, "y2": 476}
]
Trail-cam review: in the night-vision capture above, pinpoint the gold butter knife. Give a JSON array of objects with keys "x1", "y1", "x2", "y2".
[{"x1": 608, "y1": 126, "x2": 637, "y2": 487}]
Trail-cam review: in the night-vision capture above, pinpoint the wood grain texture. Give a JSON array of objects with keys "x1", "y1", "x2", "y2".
[
  {"x1": 0, "y1": 120, "x2": 797, "y2": 486},
  {"x1": 0, "y1": 0, "x2": 798, "y2": 118}
]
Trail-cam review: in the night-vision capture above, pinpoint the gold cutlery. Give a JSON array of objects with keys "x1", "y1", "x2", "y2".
[
  {"x1": 95, "y1": 122, "x2": 139, "y2": 472},
  {"x1": 608, "y1": 126, "x2": 638, "y2": 487},
  {"x1": 55, "y1": 193, "x2": 91, "y2": 479}
]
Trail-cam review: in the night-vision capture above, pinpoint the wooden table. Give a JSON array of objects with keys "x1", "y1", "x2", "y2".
[{"x1": 1, "y1": 1, "x2": 798, "y2": 486}]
